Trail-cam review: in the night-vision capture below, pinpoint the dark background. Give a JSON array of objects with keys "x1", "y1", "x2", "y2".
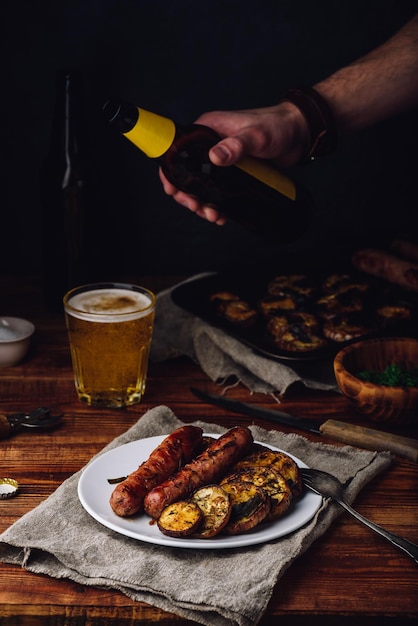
[{"x1": 1, "y1": 0, "x2": 418, "y2": 284}]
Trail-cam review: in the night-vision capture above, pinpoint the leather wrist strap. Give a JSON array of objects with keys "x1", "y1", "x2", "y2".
[{"x1": 279, "y1": 86, "x2": 338, "y2": 160}]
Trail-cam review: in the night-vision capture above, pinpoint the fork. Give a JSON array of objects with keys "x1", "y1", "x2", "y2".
[{"x1": 301, "y1": 467, "x2": 418, "y2": 565}]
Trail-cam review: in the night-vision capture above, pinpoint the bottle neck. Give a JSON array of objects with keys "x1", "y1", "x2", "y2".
[
  {"x1": 124, "y1": 107, "x2": 176, "y2": 158},
  {"x1": 110, "y1": 103, "x2": 177, "y2": 158},
  {"x1": 49, "y1": 72, "x2": 83, "y2": 149}
]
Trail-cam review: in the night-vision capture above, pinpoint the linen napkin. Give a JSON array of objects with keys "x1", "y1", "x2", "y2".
[
  {"x1": 0, "y1": 406, "x2": 391, "y2": 626},
  {"x1": 150, "y1": 275, "x2": 338, "y2": 396}
]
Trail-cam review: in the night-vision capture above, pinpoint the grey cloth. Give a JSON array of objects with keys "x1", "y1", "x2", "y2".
[
  {"x1": 0, "y1": 406, "x2": 391, "y2": 626},
  {"x1": 150, "y1": 275, "x2": 338, "y2": 395}
]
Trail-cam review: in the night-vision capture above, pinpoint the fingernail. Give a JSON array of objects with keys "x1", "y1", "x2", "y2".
[{"x1": 211, "y1": 145, "x2": 230, "y2": 164}]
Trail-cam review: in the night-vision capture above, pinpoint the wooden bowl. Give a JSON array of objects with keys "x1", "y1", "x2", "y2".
[{"x1": 333, "y1": 337, "x2": 418, "y2": 425}]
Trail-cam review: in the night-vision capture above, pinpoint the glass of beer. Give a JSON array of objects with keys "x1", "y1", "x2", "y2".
[{"x1": 63, "y1": 282, "x2": 156, "y2": 408}]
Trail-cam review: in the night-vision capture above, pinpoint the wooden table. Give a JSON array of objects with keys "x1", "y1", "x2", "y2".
[{"x1": 1, "y1": 275, "x2": 417, "y2": 626}]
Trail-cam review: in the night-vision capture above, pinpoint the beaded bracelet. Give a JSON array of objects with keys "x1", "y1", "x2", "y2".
[{"x1": 279, "y1": 86, "x2": 338, "y2": 160}]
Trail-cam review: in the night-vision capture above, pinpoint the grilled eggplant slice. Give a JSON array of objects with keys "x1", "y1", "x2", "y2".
[
  {"x1": 190, "y1": 485, "x2": 232, "y2": 539},
  {"x1": 157, "y1": 501, "x2": 203, "y2": 538},
  {"x1": 220, "y1": 481, "x2": 270, "y2": 535},
  {"x1": 259, "y1": 295, "x2": 298, "y2": 318},
  {"x1": 210, "y1": 291, "x2": 257, "y2": 328},
  {"x1": 267, "y1": 313, "x2": 327, "y2": 352},
  {"x1": 375, "y1": 303, "x2": 412, "y2": 326},
  {"x1": 233, "y1": 449, "x2": 303, "y2": 498},
  {"x1": 322, "y1": 273, "x2": 369, "y2": 295},
  {"x1": 267, "y1": 274, "x2": 316, "y2": 297},
  {"x1": 209, "y1": 291, "x2": 241, "y2": 303},
  {"x1": 216, "y1": 299, "x2": 258, "y2": 327},
  {"x1": 322, "y1": 314, "x2": 372, "y2": 342},
  {"x1": 222, "y1": 467, "x2": 292, "y2": 522}
]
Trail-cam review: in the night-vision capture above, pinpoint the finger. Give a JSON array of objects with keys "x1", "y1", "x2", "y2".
[
  {"x1": 209, "y1": 136, "x2": 246, "y2": 166},
  {"x1": 169, "y1": 190, "x2": 226, "y2": 224},
  {"x1": 172, "y1": 190, "x2": 202, "y2": 213},
  {"x1": 199, "y1": 206, "x2": 226, "y2": 224},
  {"x1": 176, "y1": 195, "x2": 225, "y2": 224},
  {"x1": 159, "y1": 158, "x2": 226, "y2": 224},
  {"x1": 158, "y1": 168, "x2": 177, "y2": 195}
]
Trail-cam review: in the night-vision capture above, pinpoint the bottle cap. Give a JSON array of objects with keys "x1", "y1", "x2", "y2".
[
  {"x1": 0, "y1": 478, "x2": 19, "y2": 499},
  {"x1": 103, "y1": 99, "x2": 139, "y2": 133}
]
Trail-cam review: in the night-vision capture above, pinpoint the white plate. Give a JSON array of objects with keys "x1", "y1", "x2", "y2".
[{"x1": 78, "y1": 434, "x2": 322, "y2": 549}]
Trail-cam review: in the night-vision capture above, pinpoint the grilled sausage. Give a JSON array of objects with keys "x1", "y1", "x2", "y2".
[
  {"x1": 144, "y1": 426, "x2": 254, "y2": 519},
  {"x1": 109, "y1": 425, "x2": 204, "y2": 517},
  {"x1": 352, "y1": 248, "x2": 418, "y2": 292}
]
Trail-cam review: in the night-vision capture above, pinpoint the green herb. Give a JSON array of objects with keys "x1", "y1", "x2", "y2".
[{"x1": 356, "y1": 363, "x2": 418, "y2": 387}]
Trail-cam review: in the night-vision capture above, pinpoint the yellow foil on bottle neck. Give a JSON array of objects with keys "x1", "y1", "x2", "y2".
[
  {"x1": 236, "y1": 156, "x2": 296, "y2": 200},
  {"x1": 124, "y1": 108, "x2": 176, "y2": 158}
]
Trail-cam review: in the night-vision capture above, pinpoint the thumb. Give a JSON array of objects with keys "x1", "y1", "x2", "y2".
[{"x1": 209, "y1": 135, "x2": 248, "y2": 166}]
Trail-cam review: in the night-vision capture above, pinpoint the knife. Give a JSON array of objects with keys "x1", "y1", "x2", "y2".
[{"x1": 190, "y1": 387, "x2": 418, "y2": 463}]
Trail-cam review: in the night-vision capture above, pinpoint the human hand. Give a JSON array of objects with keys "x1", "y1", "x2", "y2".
[{"x1": 159, "y1": 102, "x2": 310, "y2": 224}]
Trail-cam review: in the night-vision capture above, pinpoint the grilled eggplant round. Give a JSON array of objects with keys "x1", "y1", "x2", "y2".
[
  {"x1": 190, "y1": 485, "x2": 232, "y2": 539},
  {"x1": 220, "y1": 482, "x2": 270, "y2": 535},
  {"x1": 222, "y1": 467, "x2": 292, "y2": 522},
  {"x1": 233, "y1": 449, "x2": 303, "y2": 498},
  {"x1": 157, "y1": 501, "x2": 203, "y2": 538}
]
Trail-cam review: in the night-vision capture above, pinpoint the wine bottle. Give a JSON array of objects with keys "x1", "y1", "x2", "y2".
[
  {"x1": 102, "y1": 99, "x2": 312, "y2": 243},
  {"x1": 40, "y1": 70, "x2": 90, "y2": 311}
]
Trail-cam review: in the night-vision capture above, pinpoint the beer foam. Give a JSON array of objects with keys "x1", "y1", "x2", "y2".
[{"x1": 67, "y1": 288, "x2": 153, "y2": 322}]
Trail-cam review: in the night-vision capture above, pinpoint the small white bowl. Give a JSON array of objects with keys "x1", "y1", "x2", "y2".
[{"x1": 0, "y1": 317, "x2": 35, "y2": 367}]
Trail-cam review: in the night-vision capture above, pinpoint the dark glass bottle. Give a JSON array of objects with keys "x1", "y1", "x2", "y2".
[
  {"x1": 102, "y1": 99, "x2": 312, "y2": 243},
  {"x1": 40, "y1": 70, "x2": 90, "y2": 311}
]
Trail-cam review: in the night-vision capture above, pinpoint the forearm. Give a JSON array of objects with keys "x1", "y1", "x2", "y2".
[
  {"x1": 161, "y1": 14, "x2": 418, "y2": 218},
  {"x1": 314, "y1": 14, "x2": 418, "y2": 134}
]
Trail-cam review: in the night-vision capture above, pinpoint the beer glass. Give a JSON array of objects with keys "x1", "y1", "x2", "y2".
[{"x1": 63, "y1": 282, "x2": 156, "y2": 408}]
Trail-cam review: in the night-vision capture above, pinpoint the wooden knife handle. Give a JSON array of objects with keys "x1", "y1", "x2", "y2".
[
  {"x1": 320, "y1": 419, "x2": 418, "y2": 463},
  {"x1": 0, "y1": 414, "x2": 11, "y2": 440}
]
